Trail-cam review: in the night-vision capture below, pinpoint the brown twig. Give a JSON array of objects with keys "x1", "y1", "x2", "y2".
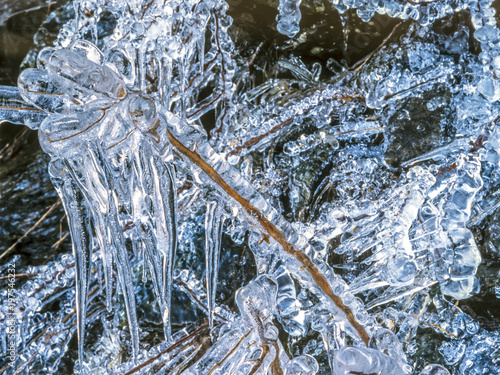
[
  {"x1": 1, "y1": 200, "x2": 62, "y2": 261},
  {"x1": 247, "y1": 344, "x2": 270, "y2": 375},
  {"x1": 270, "y1": 342, "x2": 284, "y2": 375},
  {"x1": 207, "y1": 329, "x2": 252, "y2": 375},
  {"x1": 12, "y1": 350, "x2": 39, "y2": 375},
  {"x1": 0, "y1": 127, "x2": 30, "y2": 161},
  {"x1": 52, "y1": 232, "x2": 70, "y2": 249},
  {"x1": 166, "y1": 130, "x2": 370, "y2": 345},
  {"x1": 384, "y1": 75, "x2": 444, "y2": 101},
  {"x1": 0, "y1": 273, "x2": 37, "y2": 280},
  {"x1": 164, "y1": 336, "x2": 211, "y2": 374}
]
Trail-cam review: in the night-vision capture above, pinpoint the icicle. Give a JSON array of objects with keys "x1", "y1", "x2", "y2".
[
  {"x1": 141, "y1": 221, "x2": 165, "y2": 307},
  {"x1": 163, "y1": 163, "x2": 178, "y2": 341},
  {"x1": 150, "y1": 158, "x2": 178, "y2": 342},
  {"x1": 137, "y1": 46, "x2": 147, "y2": 93},
  {"x1": 103, "y1": 251, "x2": 114, "y2": 313},
  {"x1": 82, "y1": 148, "x2": 115, "y2": 313},
  {"x1": 339, "y1": 11, "x2": 349, "y2": 64},
  {"x1": 121, "y1": 91, "x2": 179, "y2": 342},
  {"x1": 160, "y1": 57, "x2": 172, "y2": 108},
  {"x1": 51, "y1": 161, "x2": 92, "y2": 364},
  {"x1": 205, "y1": 200, "x2": 224, "y2": 330},
  {"x1": 107, "y1": 191, "x2": 140, "y2": 358}
]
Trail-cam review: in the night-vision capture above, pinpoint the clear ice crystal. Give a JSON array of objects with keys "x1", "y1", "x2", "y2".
[
  {"x1": 2, "y1": 0, "x2": 500, "y2": 373},
  {"x1": 277, "y1": 0, "x2": 302, "y2": 38},
  {"x1": 205, "y1": 201, "x2": 224, "y2": 330}
]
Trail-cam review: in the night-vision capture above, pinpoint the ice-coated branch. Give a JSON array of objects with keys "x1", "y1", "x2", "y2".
[{"x1": 165, "y1": 118, "x2": 371, "y2": 345}]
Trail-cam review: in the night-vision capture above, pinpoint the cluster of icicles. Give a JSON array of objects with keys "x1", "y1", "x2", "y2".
[{"x1": 1, "y1": 0, "x2": 500, "y2": 373}]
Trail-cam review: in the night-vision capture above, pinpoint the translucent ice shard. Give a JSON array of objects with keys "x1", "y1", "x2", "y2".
[
  {"x1": 18, "y1": 69, "x2": 68, "y2": 114},
  {"x1": 47, "y1": 49, "x2": 127, "y2": 102},
  {"x1": 275, "y1": 265, "x2": 308, "y2": 336},
  {"x1": 341, "y1": 167, "x2": 436, "y2": 293},
  {"x1": 205, "y1": 201, "x2": 224, "y2": 330}
]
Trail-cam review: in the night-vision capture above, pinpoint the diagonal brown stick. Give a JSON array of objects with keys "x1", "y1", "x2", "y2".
[
  {"x1": 167, "y1": 130, "x2": 370, "y2": 345},
  {"x1": 0, "y1": 200, "x2": 62, "y2": 261}
]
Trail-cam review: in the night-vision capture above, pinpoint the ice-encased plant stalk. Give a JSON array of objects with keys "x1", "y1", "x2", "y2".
[{"x1": 6, "y1": 10, "x2": 370, "y2": 369}]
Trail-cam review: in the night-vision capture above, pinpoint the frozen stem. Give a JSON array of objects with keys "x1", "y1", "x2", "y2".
[{"x1": 167, "y1": 129, "x2": 371, "y2": 345}]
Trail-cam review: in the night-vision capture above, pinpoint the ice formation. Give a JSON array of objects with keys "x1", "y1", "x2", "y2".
[
  {"x1": 1, "y1": 0, "x2": 500, "y2": 374},
  {"x1": 277, "y1": 0, "x2": 303, "y2": 38}
]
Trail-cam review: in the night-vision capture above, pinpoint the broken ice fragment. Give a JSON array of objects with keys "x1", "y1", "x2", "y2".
[{"x1": 477, "y1": 77, "x2": 500, "y2": 102}]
